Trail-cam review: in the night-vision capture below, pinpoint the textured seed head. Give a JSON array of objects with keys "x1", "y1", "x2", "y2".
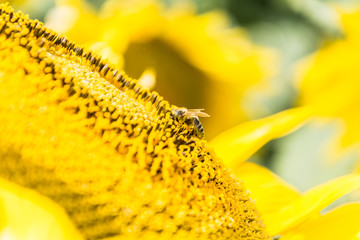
[{"x1": 0, "y1": 4, "x2": 270, "y2": 240}]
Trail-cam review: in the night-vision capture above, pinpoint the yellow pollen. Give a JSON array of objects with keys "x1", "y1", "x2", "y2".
[{"x1": 0, "y1": 4, "x2": 270, "y2": 240}]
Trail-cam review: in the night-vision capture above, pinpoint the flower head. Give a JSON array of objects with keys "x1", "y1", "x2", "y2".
[{"x1": 0, "y1": 4, "x2": 269, "y2": 239}]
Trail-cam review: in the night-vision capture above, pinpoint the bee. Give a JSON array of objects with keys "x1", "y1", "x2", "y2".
[{"x1": 172, "y1": 108, "x2": 210, "y2": 139}]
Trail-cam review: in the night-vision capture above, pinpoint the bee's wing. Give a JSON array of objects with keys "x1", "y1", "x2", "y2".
[
  {"x1": 188, "y1": 109, "x2": 205, "y2": 112},
  {"x1": 187, "y1": 109, "x2": 210, "y2": 117},
  {"x1": 195, "y1": 112, "x2": 211, "y2": 117}
]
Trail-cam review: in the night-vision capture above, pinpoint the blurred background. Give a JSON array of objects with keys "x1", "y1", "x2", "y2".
[{"x1": 4, "y1": 0, "x2": 360, "y2": 199}]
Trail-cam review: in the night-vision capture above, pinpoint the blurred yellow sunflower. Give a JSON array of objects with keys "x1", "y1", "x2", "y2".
[
  {"x1": 44, "y1": 0, "x2": 277, "y2": 139},
  {"x1": 1, "y1": 3, "x2": 360, "y2": 240},
  {"x1": 296, "y1": 6, "x2": 360, "y2": 170}
]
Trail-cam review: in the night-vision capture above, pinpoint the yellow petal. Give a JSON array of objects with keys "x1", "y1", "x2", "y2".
[
  {"x1": 233, "y1": 162, "x2": 301, "y2": 219},
  {"x1": 164, "y1": 10, "x2": 277, "y2": 86},
  {"x1": 0, "y1": 178, "x2": 83, "y2": 240},
  {"x1": 266, "y1": 174, "x2": 360, "y2": 235},
  {"x1": 45, "y1": 0, "x2": 99, "y2": 44},
  {"x1": 295, "y1": 8, "x2": 360, "y2": 163},
  {"x1": 138, "y1": 67, "x2": 156, "y2": 90},
  {"x1": 282, "y1": 203, "x2": 360, "y2": 240},
  {"x1": 210, "y1": 106, "x2": 312, "y2": 168},
  {"x1": 88, "y1": 41, "x2": 123, "y2": 68}
]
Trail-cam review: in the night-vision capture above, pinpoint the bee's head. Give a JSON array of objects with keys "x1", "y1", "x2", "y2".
[{"x1": 172, "y1": 108, "x2": 187, "y2": 122}]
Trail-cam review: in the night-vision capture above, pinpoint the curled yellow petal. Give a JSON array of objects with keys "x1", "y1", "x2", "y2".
[
  {"x1": 266, "y1": 174, "x2": 360, "y2": 235},
  {"x1": 233, "y1": 162, "x2": 301, "y2": 219},
  {"x1": 210, "y1": 106, "x2": 313, "y2": 168},
  {"x1": 0, "y1": 178, "x2": 83, "y2": 240},
  {"x1": 282, "y1": 203, "x2": 360, "y2": 240}
]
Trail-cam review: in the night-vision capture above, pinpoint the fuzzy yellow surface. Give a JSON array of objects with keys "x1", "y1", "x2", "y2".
[{"x1": 0, "y1": 4, "x2": 269, "y2": 240}]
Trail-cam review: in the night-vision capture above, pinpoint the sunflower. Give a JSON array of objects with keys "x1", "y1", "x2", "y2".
[
  {"x1": 0, "y1": 4, "x2": 360, "y2": 240},
  {"x1": 296, "y1": 6, "x2": 360, "y2": 170}
]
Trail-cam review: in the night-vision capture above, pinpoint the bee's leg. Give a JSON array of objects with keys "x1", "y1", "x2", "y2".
[{"x1": 185, "y1": 139, "x2": 195, "y2": 145}]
